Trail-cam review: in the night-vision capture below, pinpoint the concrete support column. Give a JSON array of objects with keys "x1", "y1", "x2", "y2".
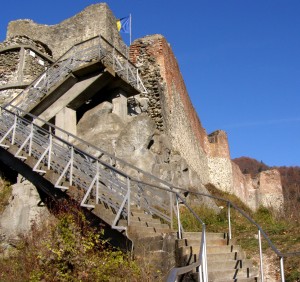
[
  {"x1": 112, "y1": 89, "x2": 128, "y2": 120},
  {"x1": 55, "y1": 107, "x2": 77, "y2": 143}
]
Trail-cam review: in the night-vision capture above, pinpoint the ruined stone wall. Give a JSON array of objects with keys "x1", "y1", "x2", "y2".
[
  {"x1": 0, "y1": 50, "x2": 18, "y2": 86},
  {"x1": 130, "y1": 35, "x2": 211, "y2": 184},
  {"x1": 7, "y1": 4, "x2": 125, "y2": 60},
  {"x1": 232, "y1": 162, "x2": 283, "y2": 211},
  {"x1": 0, "y1": 36, "x2": 52, "y2": 105},
  {"x1": 207, "y1": 130, "x2": 233, "y2": 192}
]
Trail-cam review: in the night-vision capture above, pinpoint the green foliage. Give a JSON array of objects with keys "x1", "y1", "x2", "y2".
[
  {"x1": 0, "y1": 206, "x2": 142, "y2": 282},
  {"x1": 0, "y1": 179, "x2": 12, "y2": 213}
]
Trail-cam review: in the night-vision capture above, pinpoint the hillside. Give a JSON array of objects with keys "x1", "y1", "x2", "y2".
[{"x1": 233, "y1": 157, "x2": 300, "y2": 219}]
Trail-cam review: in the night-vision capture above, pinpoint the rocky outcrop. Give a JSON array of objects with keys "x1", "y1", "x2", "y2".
[
  {"x1": 0, "y1": 179, "x2": 50, "y2": 240},
  {"x1": 75, "y1": 102, "x2": 214, "y2": 203}
]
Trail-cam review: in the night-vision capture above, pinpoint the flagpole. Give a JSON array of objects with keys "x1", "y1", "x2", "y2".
[{"x1": 129, "y1": 13, "x2": 132, "y2": 45}]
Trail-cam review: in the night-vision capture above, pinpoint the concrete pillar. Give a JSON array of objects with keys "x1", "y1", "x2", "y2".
[
  {"x1": 112, "y1": 89, "x2": 128, "y2": 120},
  {"x1": 55, "y1": 107, "x2": 77, "y2": 143}
]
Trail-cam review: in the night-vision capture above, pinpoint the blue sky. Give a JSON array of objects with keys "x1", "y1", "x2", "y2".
[{"x1": 1, "y1": 0, "x2": 299, "y2": 167}]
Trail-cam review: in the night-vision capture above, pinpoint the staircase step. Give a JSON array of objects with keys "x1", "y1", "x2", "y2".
[
  {"x1": 183, "y1": 232, "x2": 227, "y2": 240},
  {"x1": 207, "y1": 258, "x2": 253, "y2": 270},
  {"x1": 208, "y1": 267, "x2": 258, "y2": 280},
  {"x1": 179, "y1": 244, "x2": 242, "y2": 256},
  {"x1": 187, "y1": 271, "x2": 258, "y2": 282},
  {"x1": 176, "y1": 238, "x2": 229, "y2": 248}
]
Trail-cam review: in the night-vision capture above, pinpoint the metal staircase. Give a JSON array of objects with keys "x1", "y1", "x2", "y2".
[
  {"x1": 5, "y1": 35, "x2": 147, "y2": 115},
  {"x1": 0, "y1": 35, "x2": 298, "y2": 281}
]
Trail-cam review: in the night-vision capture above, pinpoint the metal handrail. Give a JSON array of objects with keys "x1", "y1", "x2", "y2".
[
  {"x1": 0, "y1": 105, "x2": 298, "y2": 281},
  {"x1": 0, "y1": 105, "x2": 208, "y2": 281},
  {"x1": 4, "y1": 35, "x2": 147, "y2": 114}
]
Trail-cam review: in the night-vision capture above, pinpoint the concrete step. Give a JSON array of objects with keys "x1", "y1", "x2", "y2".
[
  {"x1": 211, "y1": 277, "x2": 258, "y2": 282},
  {"x1": 208, "y1": 267, "x2": 258, "y2": 280},
  {"x1": 176, "y1": 238, "x2": 231, "y2": 248},
  {"x1": 187, "y1": 271, "x2": 258, "y2": 282},
  {"x1": 179, "y1": 244, "x2": 242, "y2": 256},
  {"x1": 177, "y1": 251, "x2": 246, "y2": 267},
  {"x1": 183, "y1": 232, "x2": 227, "y2": 240},
  {"x1": 207, "y1": 259, "x2": 253, "y2": 270}
]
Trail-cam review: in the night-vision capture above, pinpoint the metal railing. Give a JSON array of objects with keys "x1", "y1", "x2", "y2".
[
  {"x1": 4, "y1": 35, "x2": 147, "y2": 114},
  {"x1": 0, "y1": 104, "x2": 208, "y2": 280},
  {"x1": 0, "y1": 105, "x2": 298, "y2": 281}
]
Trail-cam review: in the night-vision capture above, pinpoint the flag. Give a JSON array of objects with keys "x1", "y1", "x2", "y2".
[{"x1": 117, "y1": 16, "x2": 130, "y2": 33}]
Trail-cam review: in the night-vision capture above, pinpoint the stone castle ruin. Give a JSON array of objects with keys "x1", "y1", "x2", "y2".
[
  {"x1": 0, "y1": 3, "x2": 285, "y2": 279},
  {"x1": 0, "y1": 3, "x2": 283, "y2": 212}
]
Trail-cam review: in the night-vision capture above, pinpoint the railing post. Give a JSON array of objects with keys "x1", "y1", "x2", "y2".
[
  {"x1": 11, "y1": 115, "x2": 17, "y2": 145},
  {"x1": 228, "y1": 202, "x2": 232, "y2": 240},
  {"x1": 96, "y1": 161, "x2": 99, "y2": 204},
  {"x1": 127, "y1": 177, "x2": 131, "y2": 226},
  {"x1": 28, "y1": 123, "x2": 33, "y2": 156},
  {"x1": 69, "y1": 146, "x2": 74, "y2": 186},
  {"x1": 170, "y1": 191, "x2": 173, "y2": 229},
  {"x1": 280, "y1": 257, "x2": 285, "y2": 282},
  {"x1": 203, "y1": 225, "x2": 208, "y2": 282},
  {"x1": 258, "y1": 229, "x2": 264, "y2": 282},
  {"x1": 176, "y1": 195, "x2": 182, "y2": 239},
  {"x1": 47, "y1": 133, "x2": 52, "y2": 170}
]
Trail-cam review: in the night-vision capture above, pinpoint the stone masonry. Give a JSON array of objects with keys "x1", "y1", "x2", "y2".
[{"x1": 7, "y1": 3, "x2": 126, "y2": 60}]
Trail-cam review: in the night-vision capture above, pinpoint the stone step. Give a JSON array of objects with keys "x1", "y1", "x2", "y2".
[
  {"x1": 178, "y1": 251, "x2": 246, "y2": 267},
  {"x1": 187, "y1": 271, "x2": 258, "y2": 282},
  {"x1": 207, "y1": 259, "x2": 253, "y2": 270},
  {"x1": 183, "y1": 232, "x2": 227, "y2": 240},
  {"x1": 179, "y1": 244, "x2": 242, "y2": 256},
  {"x1": 176, "y1": 238, "x2": 231, "y2": 248},
  {"x1": 208, "y1": 267, "x2": 258, "y2": 281},
  {"x1": 210, "y1": 277, "x2": 258, "y2": 282}
]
